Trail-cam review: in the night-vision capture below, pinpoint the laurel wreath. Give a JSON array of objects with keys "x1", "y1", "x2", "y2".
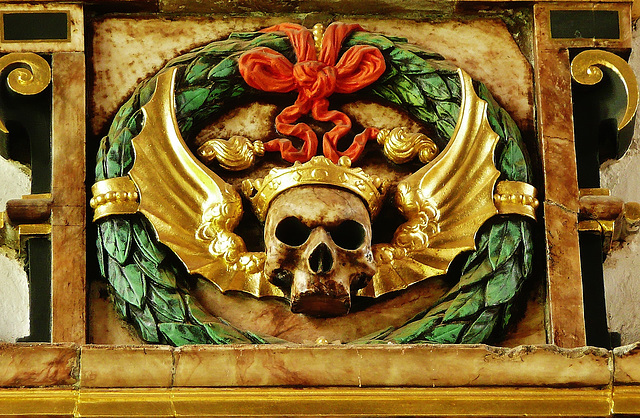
[{"x1": 95, "y1": 28, "x2": 534, "y2": 345}]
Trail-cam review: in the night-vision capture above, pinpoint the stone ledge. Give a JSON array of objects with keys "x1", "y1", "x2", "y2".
[{"x1": 0, "y1": 343, "x2": 612, "y2": 389}]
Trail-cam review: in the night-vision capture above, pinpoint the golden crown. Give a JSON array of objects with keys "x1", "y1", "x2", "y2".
[{"x1": 241, "y1": 156, "x2": 387, "y2": 221}]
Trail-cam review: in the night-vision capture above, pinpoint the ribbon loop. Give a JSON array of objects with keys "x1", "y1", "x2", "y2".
[{"x1": 238, "y1": 22, "x2": 386, "y2": 163}]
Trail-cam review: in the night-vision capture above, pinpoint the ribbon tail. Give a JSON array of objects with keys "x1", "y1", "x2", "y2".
[
  {"x1": 313, "y1": 100, "x2": 378, "y2": 163},
  {"x1": 268, "y1": 100, "x2": 318, "y2": 163}
]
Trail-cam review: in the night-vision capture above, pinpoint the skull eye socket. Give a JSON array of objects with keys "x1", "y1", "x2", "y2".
[
  {"x1": 275, "y1": 216, "x2": 311, "y2": 246},
  {"x1": 329, "y1": 220, "x2": 366, "y2": 250}
]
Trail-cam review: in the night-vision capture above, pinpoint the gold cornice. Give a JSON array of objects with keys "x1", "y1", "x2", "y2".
[{"x1": 0, "y1": 387, "x2": 613, "y2": 417}]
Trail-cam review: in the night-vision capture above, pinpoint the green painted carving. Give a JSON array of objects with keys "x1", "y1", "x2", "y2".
[{"x1": 95, "y1": 27, "x2": 534, "y2": 346}]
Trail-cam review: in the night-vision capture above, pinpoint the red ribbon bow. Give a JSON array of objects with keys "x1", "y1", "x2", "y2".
[{"x1": 239, "y1": 23, "x2": 386, "y2": 163}]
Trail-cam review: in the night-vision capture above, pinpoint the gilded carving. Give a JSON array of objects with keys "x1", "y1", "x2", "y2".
[{"x1": 93, "y1": 22, "x2": 538, "y2": 345}]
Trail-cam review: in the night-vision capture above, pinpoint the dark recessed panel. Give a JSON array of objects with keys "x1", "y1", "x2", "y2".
[
  {"x1": 2, "y1": 12, "x2": 68, "y2": 41},
  {"x1": 550, "y1": 10, "x2": 619, "y2": 39}
]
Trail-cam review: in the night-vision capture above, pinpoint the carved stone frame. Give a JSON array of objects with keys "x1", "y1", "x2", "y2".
[{"x1": 1, "y1": 1, "x2": 640, "y2": 416}]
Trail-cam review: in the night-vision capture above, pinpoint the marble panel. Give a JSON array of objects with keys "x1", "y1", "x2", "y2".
[
  {"x1": 51, "y1": 52, "x2": 86, "y2": 344},
  {"x1": 173, "y1": 344, "x2": 611, "y2": 388},
  {"x1": 192, "y1": 275, "x2": 449, "y2": 345},
  {"x1": 80, "y1": 345, "x2": 173, "y2": 388},
  {"x1": 356, "y1": 344, "x2": 610, "y2": 387},
  {"x1": 51, "y1": 225, "x2": 86, "y2": 343},
  {"x1": 160, "y1": 0, "x2": 454, "y2": 15},
  {"x1": 90, "y1": 16, "x2": 288, "y2": 137},
  {"x1": 88, "y1": 280, "x2": 145, "y2": 345},
  {"x1": 614, "y1": 343, "x2": 640, "y2": 384},
  {"x1": 540, "y1": 134, "x2": 580, "y2": 212},
  {"x1": 533, "y1": 47, "x2": 574, "y2": 139},
  {"x1": 0, "y1": 343, "x2": 79, "y2": 387},
  {"x1": 0, "y1": 3, "x2": 83, "y2": 53},
  {"x1": 543, "y1": 202, "x2": 586, "y2": 348},
  {"x1": 174, "y1": 345, "x2": 362, "y2": 387}
]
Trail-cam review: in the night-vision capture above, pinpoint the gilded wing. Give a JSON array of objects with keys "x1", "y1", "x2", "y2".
[
  {"x1": 361, "y1": 69, "x2": 501, "y2": 297},
  {"x1": 129, "y1": 68, "x2": 283, "y2": 298}
]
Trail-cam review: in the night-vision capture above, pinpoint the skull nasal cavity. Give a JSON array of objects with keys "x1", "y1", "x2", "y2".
[{"x1": 309, "y1": 243, "x2": 333, "y2": 274}]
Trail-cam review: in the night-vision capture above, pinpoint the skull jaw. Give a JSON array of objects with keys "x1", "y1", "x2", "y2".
[
  {"x1": 289, "y1": 270, "x2": 352, "y2": 317},
  {"x1": 291, "y1": 292, "x2": 350, "y2": 317}
]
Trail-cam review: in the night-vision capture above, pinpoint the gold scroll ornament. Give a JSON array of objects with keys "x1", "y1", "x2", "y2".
[
  {"x1": 570, "y1": 49, "x2": 639, "y2": 133},
  {"x1": 91, "y1": 67, "x2": 537, "y2": 299},
  {"x1": 0, "y1": 53, "x2": 52, "y2": 133}
]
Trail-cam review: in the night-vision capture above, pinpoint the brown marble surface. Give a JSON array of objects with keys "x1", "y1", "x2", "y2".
[
  {"x1": 0, "y1": 344, "x2": 78, "y2": 387},
  {"x1": 81, "y1": 345, "x2": 173, "y2": 387},
  {"x1": 90, "y1": 16, "x2": 533, "y2": 137},
  {"x1": 614, "y1": 343, "x2": 640, "y2": 384},
  {"x1": 533, "y1": 4, "x2": 585, "y2": 348},
  {"x1": 51, "y1": 52, "x2": 87, "y2": 344},
  {"x1": 0, "y1": 343, "x2": 612, "y2": 389},
  {"x1": 193, "y1": 276, "x2": 449, "y2": 344}
]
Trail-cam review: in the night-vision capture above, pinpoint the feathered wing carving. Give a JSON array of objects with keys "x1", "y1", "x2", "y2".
[
  {"x1": 361, "y1": 69, "x2": 501, "y2": 298},
  {"x1": 129, "y1": 67, "x2": 500, "y2": 300},
  {"x1": 128, "y1": 68, "x2": 283, "y2": 298}
]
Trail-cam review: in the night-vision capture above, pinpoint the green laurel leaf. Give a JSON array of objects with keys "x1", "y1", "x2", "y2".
[
  {"x1": 158, "y1": 323, "x2": 212, "y2": 346},
  {"x1": 485, "y1": 257, "x2": 521, "y2": 307},
  {"x1": 500, "y1": 139, "x2": 529, "y2": 183},
  {"x1": 443, "y1": 284, "x2": 485, "y2": 322},
  {"x1": 385, "y1": 316, "x2": 439, "y2": 343},
  {"x1": 176, "y1": 88, "x2": 210, "y2": 115},
  {"x1": 487, "y1": 220, "x2": 522, "y2": 270},
  {"x1": 106, "y1": 260, "x2": 146, "y2": 308},
  {"x1": 460, "y1": 307, "x2": 499, "y2": 344},
  {"x1": 147, "y1": 285, "x2": 186, "y2": 323},
  {"x1": 130, "y1": 303, "x2": 160, "y2": 343},
  {"x1": 203, "y1": 322, "x2": 253, "y2": 344},
  {"x1": 133, "y1": 251, "x2": 178, "y2": 290},
  {"x1": 415, "y1": 72, "x2": 452, "y2": 101},
  {"x1": 132, "y1": 219, "x2": 167, "y2": 265},
  {"x1": 425, "y1": 322, "x2": 467, "y2": 344},
  {"x1": 100, "y1": 217, "x2": 132, "y2": 265}
]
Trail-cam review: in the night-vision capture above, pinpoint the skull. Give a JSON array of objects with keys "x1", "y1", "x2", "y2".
[{"x1": 264, "y1": 186, "x2": 377, "y2": 317}]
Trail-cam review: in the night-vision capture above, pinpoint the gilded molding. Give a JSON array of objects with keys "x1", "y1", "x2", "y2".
[
  {"x1": 571, "y1": 49, "x2": 639, "y2": 132},
  {"x1": 494, "y1": 180, "x2": 539, "y2": 220},
  {"x1": 90, "y1": 177, "x2": 139, "y2": 221},
  {"x1": 0, "y1": 387, "x2": 613, "y2": 417}
]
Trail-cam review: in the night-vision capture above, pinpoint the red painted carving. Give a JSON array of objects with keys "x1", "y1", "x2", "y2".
[{"x1": 239, "y1": 23, "x2": 386, "y2": 163}]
